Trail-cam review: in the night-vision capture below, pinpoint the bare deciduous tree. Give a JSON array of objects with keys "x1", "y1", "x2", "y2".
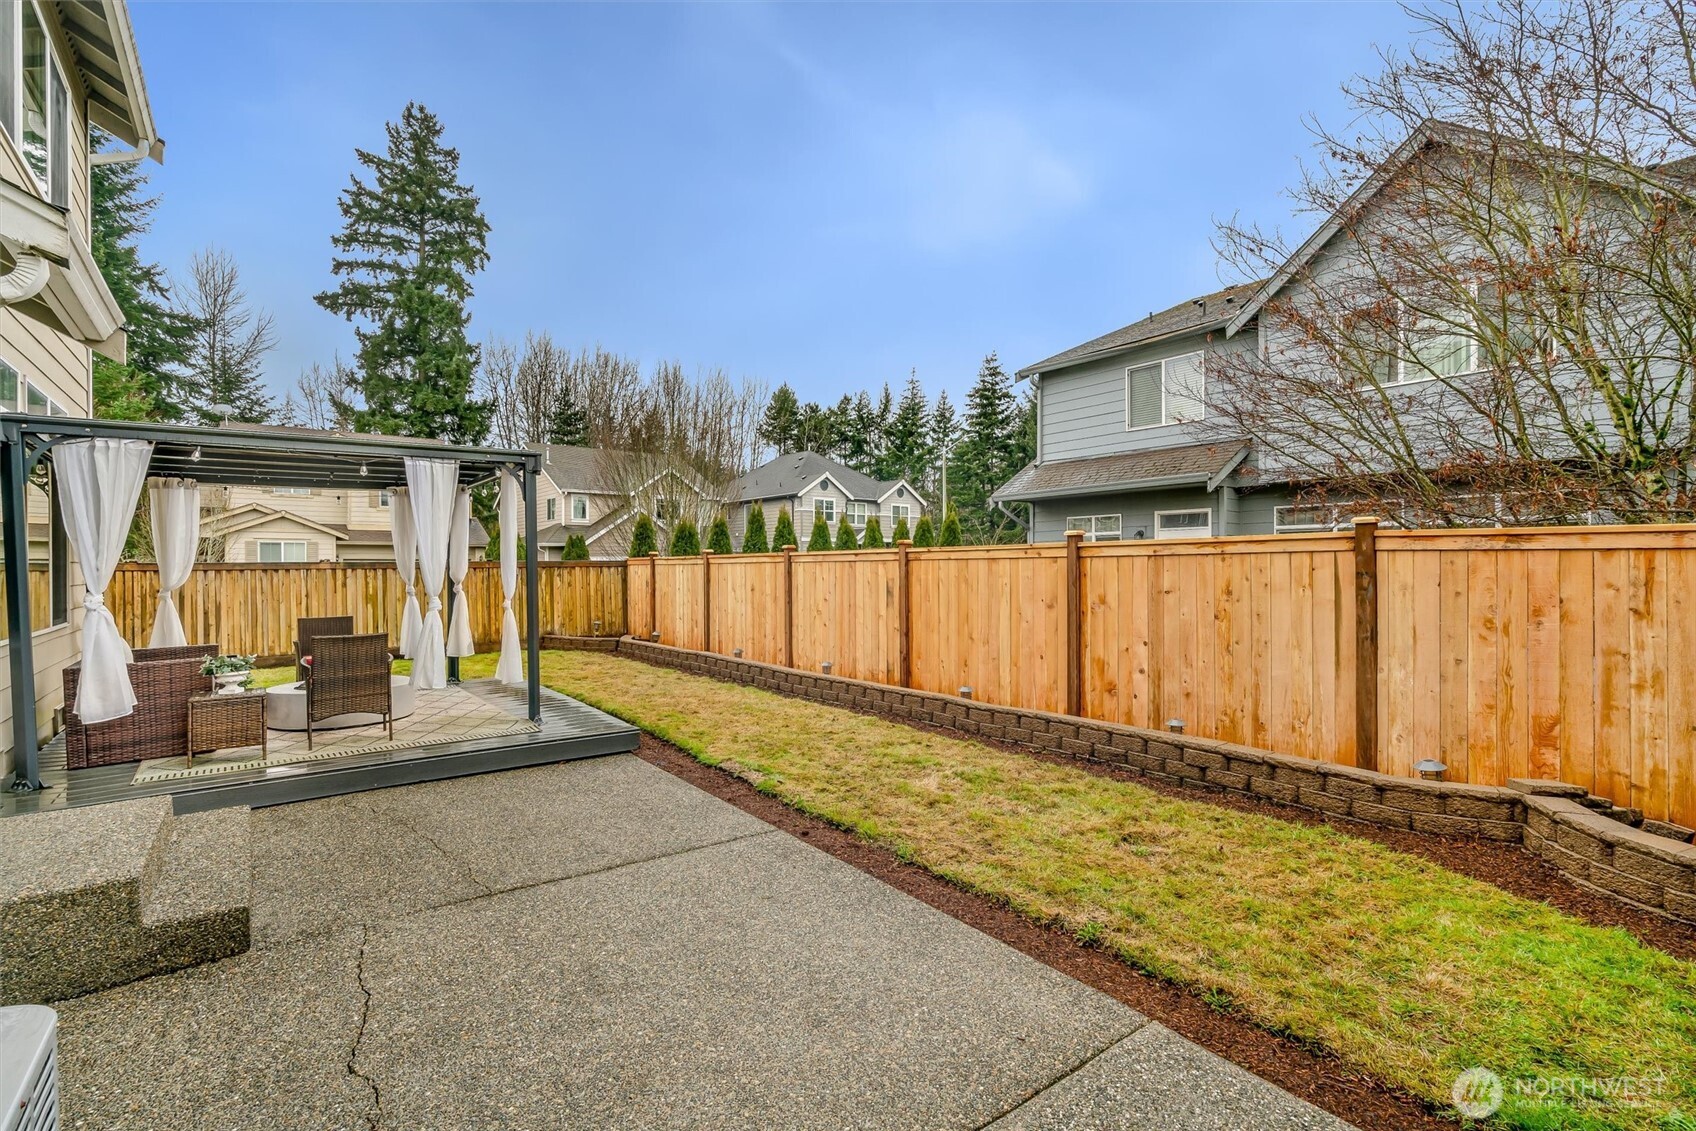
[
  {"x1": 289, "y1": 358, "x2": 358, "y2": 431},
  {"x1": 182, "y1": 247, "x2": 277, "y2": 425}
]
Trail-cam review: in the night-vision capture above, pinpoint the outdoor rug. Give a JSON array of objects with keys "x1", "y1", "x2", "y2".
[{"x1": 131, "y1": 685, "x2": 541, "y2": 783}]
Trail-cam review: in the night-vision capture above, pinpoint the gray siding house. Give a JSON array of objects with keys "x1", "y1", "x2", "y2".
[{"x1": 729, "y1": 452, "x2": 926, "y2": 548}]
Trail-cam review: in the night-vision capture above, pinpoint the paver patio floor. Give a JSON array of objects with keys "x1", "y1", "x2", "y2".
[{"x1": 53, "y1": 754, "x2": 1352, "y2": 1130}]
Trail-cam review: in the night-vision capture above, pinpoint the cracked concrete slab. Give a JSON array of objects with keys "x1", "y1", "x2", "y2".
[{"x1": 354, "y1": 832, "x2": 1147, "y2": 1131}]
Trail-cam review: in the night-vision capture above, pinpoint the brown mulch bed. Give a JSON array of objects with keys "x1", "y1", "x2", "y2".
[{"x1": 634, "y1": 734, "x2": 1457, "y2": 1131}]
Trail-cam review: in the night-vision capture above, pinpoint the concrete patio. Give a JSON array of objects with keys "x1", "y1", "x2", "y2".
[{"x1": 51, "y1": 754, "x2": 1352, "y2": 1130}]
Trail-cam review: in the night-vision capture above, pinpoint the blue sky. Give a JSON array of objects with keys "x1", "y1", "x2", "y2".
[{"x1": 131, "y1": 2, "x2": 1419, "y2": 409}]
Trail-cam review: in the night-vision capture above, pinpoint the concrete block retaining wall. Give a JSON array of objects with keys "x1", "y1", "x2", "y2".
[{"x1": 590, "y1": 637, "x2": 1696, "y2": 926}]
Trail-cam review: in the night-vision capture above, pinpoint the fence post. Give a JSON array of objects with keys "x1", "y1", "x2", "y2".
[
  {"x1": 701, "y1": 549, "x2": 714, "y2": 654},
  {"x1": 1065, "y1": 530, "x2": 1084, "y2": 717},
  {"x1": 782, "y1": 544, "x2": 795, "y2": 669},
  {"x1": 897, "y1": 539, "x2": 912, "y2": 687},
  {"x1": 648, "y1": 551, "x2": 660, "y2": 641},
  {"x1": 1352, "y1": 516, "x2": 1380, "y2": 772}
]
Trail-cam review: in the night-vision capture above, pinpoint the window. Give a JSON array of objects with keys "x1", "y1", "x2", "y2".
[
  {"x1": 1154, "y1": 509, "x2": 1212, "y2": 539},
  {"x1": 546, "y1": 498, "x2": 557, "y2": 521},
  {"x1": 890, "y1": 502, "x2": 912, "y2": 524},
  {"x1": 814, "y1": 497, "x2": 836, "y2": 524},
  {"x1": 654, "y1": 497, "x2": 672, "y2": 522},
  {"x1": 844, "y1": 501, "x2": 867, "y2": 527},
  {"x1": 1126, "y1": 351, "x2": 1205, "y2": 429},
  {"x1": 272, "y1": 487, "x2": 311, "y2": 497},
  {"x1": 375, "y1": 489, "x2": 392, "y2": 508},
  {"x1": 571, "y1": 495, "x2": 587, "y2": 522},
  {"x1": 1273, "y1": 504, "x2": 1337, "y2": 534},
  {"x1": 1066, "y1": 514, "x2": 1123, "y2": 542},
  {"x1": 4, "y1": 3, "x2": 68, "y2": 206},
  {"x1": 1402, "y1": 303, "x2": 1477, "y2": 382},
  {"x1": 257, "y1": 540, "x2": 308, "y2": 563}
]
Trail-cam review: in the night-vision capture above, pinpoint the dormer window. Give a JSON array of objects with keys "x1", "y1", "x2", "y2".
[{"x1": 2, "y1": 2, "x2": 69, "y2": 207}]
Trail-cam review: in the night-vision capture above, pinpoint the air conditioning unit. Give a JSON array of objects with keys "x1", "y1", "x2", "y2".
[{"x1": 0, "y1": 1006, "x2": 58, "y2": 1131}]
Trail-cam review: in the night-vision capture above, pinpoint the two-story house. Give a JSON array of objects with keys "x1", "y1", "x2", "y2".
[
  {"x1": 729, "y1": 451, "x2": 926, "y2": 548},
  {"x1": 0, "y1": 0, "x2": 158, "y2": 778},
  {"x1": 208, "y1": 423, "x2": 488, "y2": 562},
  {"x1": 530, "y1": 443, "x2": 720, "y2": 560}
]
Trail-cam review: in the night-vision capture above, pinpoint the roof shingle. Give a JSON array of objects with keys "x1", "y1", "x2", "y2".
[
  {"x1": 992, "y1": 442, "x2": 1248, "y2": 502},
  {"x1": 1016, "y1": 281, "x2": 1263, "y2": 378}
]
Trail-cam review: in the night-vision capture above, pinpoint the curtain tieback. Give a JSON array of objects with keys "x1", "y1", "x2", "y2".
[
  {"x1": 453, "y1": 581, "x2": 465, "y2": 595},
  {"x1": 426, "y1": 596, "x2": 444, "y2": 613},
  {"x1": 84, "y1": 593, "x2": 107, "y2": 612},
  {"x1": 502, "y1": 598, "x2": 513, "y2": 611}
]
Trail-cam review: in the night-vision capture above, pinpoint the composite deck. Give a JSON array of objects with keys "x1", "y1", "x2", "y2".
[{"x1": 1, "y1": 680, "x2": 638, "y2": 817}]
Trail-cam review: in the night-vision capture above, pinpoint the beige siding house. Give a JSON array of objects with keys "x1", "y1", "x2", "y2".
[
  {"x1": 0, "y1": 1, "x2": 157, "y2": 780},
  {"x1": 530, "y1": 443, "x2": 720, "y2": 560}
]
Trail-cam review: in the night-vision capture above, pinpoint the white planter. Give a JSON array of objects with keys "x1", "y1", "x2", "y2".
[{"x1": 213, "y1": 671, "x2": 249, "y2": 695}]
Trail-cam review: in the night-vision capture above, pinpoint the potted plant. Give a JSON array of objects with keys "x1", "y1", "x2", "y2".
[{"x1": 201, "y1": 654, "x2": 257, "y2": 695}]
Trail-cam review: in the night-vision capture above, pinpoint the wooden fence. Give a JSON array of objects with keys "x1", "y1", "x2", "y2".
[
  {"x1": 107, "y1": 560, "x2": 626, "y2": 661},
  {"x1": 630, "y1": 525, "x2": 1696, "y2": 830}
]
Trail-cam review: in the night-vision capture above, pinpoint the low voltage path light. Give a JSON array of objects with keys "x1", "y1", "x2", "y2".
[
  {"x1": 1415, "y1": 758, "x2": 1448, "y2": 781},
  {"x1": 959, "y1": 686, "x2": 974, "y2": 700},
  {"x1": 733, "y1": 647, "x2": 743, "y2": 658},
  {"x1": 1166, "y1": 719, "x2": 1186, "y2": 734},
  {"x1": 821, "y1": 661, "x2": 833, "y2": 675}
]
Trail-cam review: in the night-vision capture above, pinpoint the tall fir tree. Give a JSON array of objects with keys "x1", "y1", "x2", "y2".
[
  {"x1": 837, "y1": 391, "x2": 879, "y2": 472},
  {"x1": 706, "y1": 515, "x2": 734, "y2": 554},
  {"x1": 953, "y1": 352, "x2": 1024, "y2": 542},
  {"x1": 546, "y1": 383, "x2": 589, "y2": 446},
  {"x1": 807, "y1": 512, "x2": 832, "y2": 551},
  {"x1": 741, "y1": 502, "x2": 770, "y2": 553},
  {"x1": 316, "y1": 103, "x2": 493, "y2": 443},
  {"x1": 878, "y1": 369, "x2": 933, "y2": 484},
  {"x1": 771, "y1": 506, "x2": 798, "y2": 551},
  {"x1": 629, "y1": 513, "x2": 658, "y2": 557},
  {"x1": 758, "y1": 384, "x2": 803, "y2": 455},
  {"x1": 927, "y1": 389, "x2": 958, "y2": 498}
]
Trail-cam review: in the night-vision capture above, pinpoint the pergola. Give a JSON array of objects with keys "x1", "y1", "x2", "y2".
[{"x1": 0, "y1": 413, "x2": 544, "y2": 791}]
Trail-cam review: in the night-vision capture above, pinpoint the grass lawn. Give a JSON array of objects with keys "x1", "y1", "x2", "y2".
[{"x1": 454, "y1": 649, "x2": 1695, "y2": 1131}]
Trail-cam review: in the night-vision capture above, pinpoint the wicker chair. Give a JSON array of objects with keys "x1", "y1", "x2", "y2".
[
  {"x1": 63, "y1": 644, "x2": 219, "y2": 769},
  {"x1": 294, "y1": 615, "x2": 354, "y2": 683},
  {"x1": 304, "y1": 633, "x2": 393, "y2": 750}
]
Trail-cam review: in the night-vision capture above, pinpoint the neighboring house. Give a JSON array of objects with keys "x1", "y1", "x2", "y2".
[
  {"x1": 208, "y1": 423, "x2": 487, "y2": 563},
  {"x1": 529, "y1": 443, "x2": 720, "y2": 560},
  {"x1": 0, "y1": 0, "x2": 158, "y2": 779},
  {"x1": 729, "y1": 451, "x2": 926, "y2": 548}
]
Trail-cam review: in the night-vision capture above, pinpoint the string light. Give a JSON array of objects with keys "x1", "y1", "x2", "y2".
[
  {"x1": 189, "y1": 446, "x2": 201, "y2": 462},
  {"x1": 359, "y1": 461, "x2": 369, "y2": 477}
]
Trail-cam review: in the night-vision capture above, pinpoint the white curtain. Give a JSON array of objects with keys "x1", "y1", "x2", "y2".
[
  {"x1": 146, "y1": 477, "x2": 199, "y2": 648},
  {"x1": 55, "y1": 438, "x2": 153, "y2": 724},
  {"x1": 390, "y1": 486, "x2": 422, "y2": 658},
  {"x1": 404, "y1": 457, "x2": 457, "y2": 689},
  {"x1": 446, "y1": 485, "x2": 474, "y2": 658},
  {"x1": 495, "y1": 470, "x2": 523, "y2": 685}
]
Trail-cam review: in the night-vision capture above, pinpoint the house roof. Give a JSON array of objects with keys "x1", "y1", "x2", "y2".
[
  {"x1": 1015, "y1": 282, "x2": 1264, "y2": 380},
  {"x1": 61, "y1": 2, "x2": 161, "y2": 157},
  {"x1": 731, "y1": 452, "x2": 911, "y2": 505},
  {"x1": 991, "y1": 442, "x2": 1250, "y2": 503},
  {"x1": 206, "y1": 501, "x2": 490, "y2": 549},
  {"x1": 533, "y1": 444, "x2": 631, "y2": 494}
]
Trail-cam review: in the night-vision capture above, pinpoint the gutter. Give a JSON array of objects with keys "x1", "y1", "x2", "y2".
[
  {"x1": 1015, "y1": 316, "x2": 1235, "y2": 382},
  {"x1": 993, "y1": 470, "x2": 1213, "y2": 504}
]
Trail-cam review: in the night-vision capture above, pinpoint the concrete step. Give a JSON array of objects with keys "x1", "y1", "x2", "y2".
[{"x1": 139, "y1": 807, "x2": 251, "y2": 973}]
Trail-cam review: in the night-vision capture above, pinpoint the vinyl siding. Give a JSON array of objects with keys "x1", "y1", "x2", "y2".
[{"x1": 223, "y1": 517, "x2": 338, "y2": 563}]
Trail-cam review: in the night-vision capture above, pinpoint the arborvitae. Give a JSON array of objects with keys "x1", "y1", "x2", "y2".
[
  {"x1": 891, "y1": 515, "x2": 911, "y2": 543},
  {"x1": 861, "y1": 515, "x2": 886, "y2": 548},
  {"x1": 669, "y1": 518, "x2": 701, "y2": 556},
  {"x1": 807, "y1": 513, "x2": 833, "y2": 551},
  {"x1": 707, "y1": 515, "x2": 734, "y2": 555},
  {"x1": 629, "y1": 513, "x2": 658, "y2": 557},
  {"x1": 835, "y1": 515, "x2": 858, "y2": 550},
  {"x1": 912, "y1": 514, "x2": 936, "y2": 547},
  {"x1": 741, "y1": 502, "x2": 769, "y2": 553},
  {"x1": 939, "y1": 504, "x2": 963, "y2": 546},
  {"x1": 563, "y1": 533, "x2": 590, "y2": 560},
  {"x1": 772, "y1": 506, "x2": 798, "y2": 551}
]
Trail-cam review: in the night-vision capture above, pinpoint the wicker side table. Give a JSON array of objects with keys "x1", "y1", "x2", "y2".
[{"x1": 187, "y1": 691, "x2": 269, "y2": 768}]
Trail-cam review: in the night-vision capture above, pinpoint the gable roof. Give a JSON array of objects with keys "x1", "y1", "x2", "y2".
[
  {"x1": 534, "y1": 444, "x2": 630, "y2": 494},
  {"x1": 991, "y1": 441, "x2": 1250, "y2": 503},
  {"x1": 1016, "y1": 281, "x2": 1263, "y2": 379},
  {"x1": 203, "y1": 502, "x2": 347, "y2": 543},
  {"x1": 731, "y1": 452, "x2": 909, "y2": 505},
  {"x1": 62, "y1": 2, "x2": 161, "y2": 157}
]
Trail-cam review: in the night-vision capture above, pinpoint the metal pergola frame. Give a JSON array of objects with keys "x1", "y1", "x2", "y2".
[{"x1": 0, "y1": 413, "x2": 544, "y2": 791}]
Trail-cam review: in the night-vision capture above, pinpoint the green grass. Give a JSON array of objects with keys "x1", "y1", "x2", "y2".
[
  {"x1": 248, "y1": 659, "x2": 413, "y2": 689},
  {"x1": 490, "y1": 650, "x2": 1696, "y2": 1131}
]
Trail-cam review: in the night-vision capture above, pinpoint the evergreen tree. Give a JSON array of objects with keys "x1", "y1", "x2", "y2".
[
  {"x1": 953, "y1": 353, "x2": 1024, "y2": 541},
  {"x1": 838, "y1": 391, "x2": 878, "y2": 472},
  {"x1": 89, "y1": 129, "x2": 199, "y2": 420},
  {"x1": 891, "y1": 515, "x2": 911, "y2": 543},
  {"x1": 796, "y1": 401, "x2": 838, "y2": 458},
  {"x1": 939, "y1": 504, "x2": 963, "y2": 546},
  {"x1": 758, "y1": 384, "x2": 803, "y2": 454},
  {"x1": 861, "y1": 514, "x2": 885, "y2": 548},
  {"x1": 741, "y1": 502, "x2": 770, "y2": 553},
  {"x1": 563, "y1": 533, "x2": 590, "y2": 560},
  {"x1": 807, "y1": 512, "x2": 832, "y2": 551},
  {"x1": 772, "y1": 506, "x2": 798, "y2": 550},
  {"x1": 629, "y1": 513, "x2": 658, "y2": 557},
  {"x1": 668, "y1": 517, "x2": 701, "y2": 556},
  {"x1": 546, "y1": 383, "x2": 588, "y2": 446},
  {"x1": 912, "y1": 513, "x2": 936, "y2": 547},
  {"x1": 835, "y1": 515, "x2": 858, "y2": 550},
  {"x1": 878, "y1": 369, "x2": 932, "y2": 484},
  {"x1": 927, "y1": 389, "x2": 958, "y2": 498},
  {"x1": 707, "y1": 514, "x2": 734, "y2": 554},
  {"x1": 316, "y1": 103, "x2": 493, "y2": 443}
]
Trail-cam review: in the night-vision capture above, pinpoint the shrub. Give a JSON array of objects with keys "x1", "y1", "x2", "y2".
[
  {"x1": 939, "y1": 504, "x2": 963, "y2": 546},
  {"x1": 861, "y1": 515, "x2": 885, "y2": 548},
  {"x1": 771, "y1": 506, "x2": 798, "y2": 551},
  {"x1": 669, "y1": 518, "x2": 701, "y2": 556},
  {"x1": 707, "y1": 514, "x2": 734, "y2": 554},
  {"x1": 912, "y1": 514, "x2": 935, "y2": 547},
  {"x1": 629, "y1": 513, "x2": 658, "y2": 557},
  {"x1": 890, "y1": 515, "x2": 910, "y2": 543},
  {"x1": 807, "y1": 513, "x2": 832, "y2": 551},
  {"x1": 563, "y1": 533, "x2": 590, "y2": 560},
  {"x1": 741, "y1": 502, "x2": 769, "y2": 553},
  {"x1": 835, "y1": 515, "x2": 858, "y2": 550}
]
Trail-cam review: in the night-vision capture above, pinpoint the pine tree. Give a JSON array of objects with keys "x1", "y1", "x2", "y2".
[
  {"x1": 807, "y1": 513, "x2": 832, "y2": 551},
  {"x1": 891, "y1": 515, "x2": 911, "y2": 543},
  {"x1": 953, "y1": 353, "x2": 1023, "y2": 541},
  {"x1": 629, "y1": 513, "x2": 658, "y2": 557},
  {"x1": 741, "y1": 502, "x2": 769, "y2": 553},
  {"x1": 758, "y1": 384, "x2": 802, "y2": 454},
  {"x1": 912, "y1": 513, "x2": 936, "y2": 547},
  {"x1": 879, "y1": 369, "x2": 932, "y2": 484},
  {"x1": 316, "y1": 103, "x2": 493, "y2": 443},
  {"x1": 939, "y1": 504, "x2": 963, "y2": 546},
  {"x1": 861, "y1": 515, "x2": 885, "y2": 548},
  {"x1": 835, "y1": 515, "x2": 858, "y2": 550},
  {"x1": 772, "y1": 506, "x2": 798, "y2": 551},
  {"x1": 564, "y1": 533, "x2": 590, "y2": 560},
  {"x1": 546, "y1": 384, "x2": 588, "y2": 446},
  {"x1": 669, "y1": 518, "x2": 701, "y2": 556},
  {"x1": 707, "y1": 515, "x2": 734, "y2": 554}
]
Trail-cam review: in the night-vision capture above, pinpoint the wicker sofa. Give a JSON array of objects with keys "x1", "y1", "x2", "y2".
[{"x1": 63, "y1": 643, "x2": 219, "y2": 769}]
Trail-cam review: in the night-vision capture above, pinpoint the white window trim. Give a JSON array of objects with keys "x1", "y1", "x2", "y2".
[
  {"x1": 1065, "y1": 513, "x2": 1123, "y2": 542},
  {"x1": 571, "y1": 495, "x2": 588, "y2": 522},
  {"x1": 1125, "y1": 350, "x2": 1205, "y2": 431},
  {"x1": 9, "y1": 2, "x2": 63, "y2": 201},
  {"x1": 1272, "y1": 504, "x2": 1335, "y2": 534},
  {"x1": 272, "y1": 487, "x2": 311, "y2": 497},
  {"x1": 1390, "y1": 289, "x2": 1484, "y2": 387},
  {"x1": 844, "y1": 501, "x2": 868, "y2": 527},
  {"x1": 814, "y1": 496, "x2": 836, "y2": 524},
  {"x1": 375, "y1": 489, "x2": 391, "y2": 507},
  {"x1": 1153, "y1": 508, "x2": 1212, "y2": 540},
  {"x1": 256, "y1": 540, "x2": 309, "y2": 563},
  {"x1": 546, "y1": 497, "x2": 557, "y2": 521},
  {"x1": 890, "y1": 502, "x2": 912, "y2": 523}
]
